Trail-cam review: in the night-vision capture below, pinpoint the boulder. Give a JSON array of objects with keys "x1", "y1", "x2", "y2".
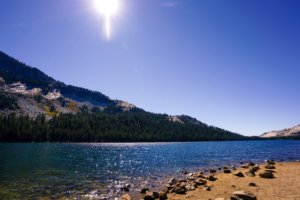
[
  {"x1": 259, "y1": 171, "x2": 274, "y2": 179},
  {"x1": 265, "y1": 164, "x2": 276, "y2": 169},
  {"x1": 252, "y1": 164, "x2": 259, "y2": 171},
  {"x1": 195, "y1": 178, "x2": 207, "y2": 186},
  {"x1": 141, "y1": 188, "x2": 150, "y2": 193},
  {"x1": 187, "y1": 176, "x2": 195, "y2": 181},
  {"x1": 248, "y1": 183, "x2": 257, "y2": 187},
  {"x1": 203, "y1": 186, "x2": 211, "y2": 191},
  {"x1": 189, "y1": 181, "x2": 197, "y2": 186},
  {"x1": 245, "y1": 171, "x2": 255, "y2": 177},
  {"x1": 185, "y1": 184, "x2": 196, "y2": 191},
  {"x1": 153, "y1": 192, "x2": 159, "y2": 199},
  {"x1": 171, "y1": 186, "x2": 187, "y2": 194},
  {"x1": 121, "y1": 194, "x2": 132, "y2": 200},
  {"x1": 178, "y1": 182, "x2": 186, "y2": 188},
  {"x1": 265, "y1": 169, "x2": 276, "y2": 173},
  {"x1": 210, "y1": 169, "x2": 217, "y2": 173},
  {"x1": 164, "y1": 183, "x2": 172, "y2": 187},
  {"x1": 241, "y1": 164, "x2": 249, "y2": 169},
  {"x1": 147, "y1": 191, "x2": 159, "y2": 199},
  {"x1": 158, "y1": 191, "x2": 168, "y2": 200},
  {"x1": 194, "y1": 173, "x2": 206, "y2": 179},
  {"x1": 224, "y1": 169, "x2": 231, "y2": 174},
  {"x1": 266, "y1": 160, "x2": 276, "y2": 165},
  {"x1": 199, "y1": 174, "x2": 207, "y2": 179},
  {"x1": 207, "y1": 175, "x2": 217, "y2": 181},
  {"x1": 161, "y1": 187, "x2": 169, "y2": 193},
  {"x1": 234, "y1": 171, "x2": 244, "y2": 177},
  {"x1": 248, "y1": 162, "x2": 255, "y2": 166},
  {"x1": 143, "y1": 195, "x2": 155, "y2": 200},
  {"x1": 231, "y1": 190, "x2": 257, "y2": 200},
  {"x1": 248, "y1": 167, "x2": 256, "y2": 173},
  {"x1": 245, "y1": 167, "x2": 256, "y2": 177},
  {"x1": 168, "y1": 178, "x2": 177, "y2": 185},
  {"x1": 163, "y1": 184, "x2": 173, "y2": 192}
]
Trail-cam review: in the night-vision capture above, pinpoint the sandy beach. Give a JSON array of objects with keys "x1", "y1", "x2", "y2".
[
  {"x1": 167, "y1": 162, "x2": 300, "y2": 200},
  {"x1": 131, "y1": 161, "x2": 300, "y2": 200}
]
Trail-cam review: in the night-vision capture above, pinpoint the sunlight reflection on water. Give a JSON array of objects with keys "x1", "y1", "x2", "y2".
[{"x1": 1, "y1": 140, "x2": 300, "y2": 199}]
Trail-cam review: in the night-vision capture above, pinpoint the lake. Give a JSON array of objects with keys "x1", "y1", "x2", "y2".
[{"x1": 1, "y1": 140, "x2": 300, "y2": 199}]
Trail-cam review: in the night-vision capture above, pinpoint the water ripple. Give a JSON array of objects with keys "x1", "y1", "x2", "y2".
[{"x1": 0, "y1": 140, "x2": 300, "y2": 199}]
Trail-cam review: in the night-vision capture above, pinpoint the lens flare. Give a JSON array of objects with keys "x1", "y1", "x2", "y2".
[{"x1": 94, "y1": 0, "x2": 120, "y2": 40}]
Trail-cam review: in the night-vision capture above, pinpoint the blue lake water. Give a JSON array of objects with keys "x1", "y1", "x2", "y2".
[{"x1": 0, "y1": 140, "x2": 300, "y2": 199}]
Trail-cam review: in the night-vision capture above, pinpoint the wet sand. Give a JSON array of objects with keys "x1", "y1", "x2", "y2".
[{"x1": 167, "y1": 162, "x2": 300, "y2": 200}]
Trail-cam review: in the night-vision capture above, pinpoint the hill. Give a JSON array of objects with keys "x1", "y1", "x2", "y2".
[
  {"x1": 261, "y1": 125, "x2": 300, "y2": 138},
  {"x1": 0, "y1": 51, "x2": 244, "y2": 142}
]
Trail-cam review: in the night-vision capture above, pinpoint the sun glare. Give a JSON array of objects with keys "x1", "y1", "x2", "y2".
[{"x1": 94, "y1": 0, "x2": 121, "y2": 40}]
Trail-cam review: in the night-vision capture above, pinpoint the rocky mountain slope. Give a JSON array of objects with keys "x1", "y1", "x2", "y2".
[
  {"x1": 0, "y1": 51, "x2": 142, "y2": 118},
  {"x1": 0, "y1": 51, "x2": 244, "y2": 142},
  {"x1": 261, "y1": 125, "x2": 300, "y2": 138}
]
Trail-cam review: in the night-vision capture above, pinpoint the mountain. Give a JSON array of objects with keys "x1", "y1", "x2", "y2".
[
  {"x1": 0, "y1": 51, "x2": 114, "y2": 107},
  {"x1": 261, "y1": 125, "x2": 300, "y2": 138},
  {"x1": 0, "y1": 51, "x2": 140, "y2": 118},
  {"x1": 0, "y1": 51, "x2": 244, "y2": 142}
]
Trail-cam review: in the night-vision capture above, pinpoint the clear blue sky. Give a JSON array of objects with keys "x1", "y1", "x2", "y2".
[{"x1": 1, "y1": 0, "x2": 300, "y2": 136}]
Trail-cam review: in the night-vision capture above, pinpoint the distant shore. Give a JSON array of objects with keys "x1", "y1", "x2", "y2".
[{"x1": 130, "y1": 161, "x2": 300, "y2": 200}]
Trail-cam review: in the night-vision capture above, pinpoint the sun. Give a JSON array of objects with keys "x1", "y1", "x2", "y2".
[
  {"x1": 94, "y1": 0, "x2": 121, "y2": 40},
  {"x1": 94, "y1": 0, "x2": 120, "y2": 16}
]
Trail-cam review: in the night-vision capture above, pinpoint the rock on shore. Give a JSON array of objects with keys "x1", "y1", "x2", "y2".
[{"x1": 160, "y1": 161, "x2": 300, "y2": 200}]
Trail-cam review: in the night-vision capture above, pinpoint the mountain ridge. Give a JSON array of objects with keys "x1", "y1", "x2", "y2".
[
  {"x1": 0, "y1": 51, "x2": 244, "y2": 142},
  {"x1": 261, "y1": 124, "x2": 300, "y2": 138},
  {"x1": 0, "y1": 51, "x2": 114, "y2": 107}
]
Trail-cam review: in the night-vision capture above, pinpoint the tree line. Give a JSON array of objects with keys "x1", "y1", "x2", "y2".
[{"x1": 0, "y1": 111, "x2": 245, "y2": 142}]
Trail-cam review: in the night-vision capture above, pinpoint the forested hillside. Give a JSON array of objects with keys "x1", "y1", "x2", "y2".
[
  {"x1": 0, "y1": 112, "x2": 244, "y2": 142},
  {"x1": 0, "y1": 51, "x2": 245, "y2": 142}
]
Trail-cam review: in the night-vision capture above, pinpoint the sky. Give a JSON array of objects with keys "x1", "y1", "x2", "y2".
[{"x1": 0, "y1": 0, "x2": 300, "y2": 136}]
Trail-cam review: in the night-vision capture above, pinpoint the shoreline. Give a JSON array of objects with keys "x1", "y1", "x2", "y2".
[
  {"x1": 125, "y1": 161, "x2": 300, "y2": 200},
  {"x1": 1, "y1": 138, "x2": 300, "y2": 143},
  {"x1": 1, "y1": 142, "x2": 300, "y2": 199}
]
